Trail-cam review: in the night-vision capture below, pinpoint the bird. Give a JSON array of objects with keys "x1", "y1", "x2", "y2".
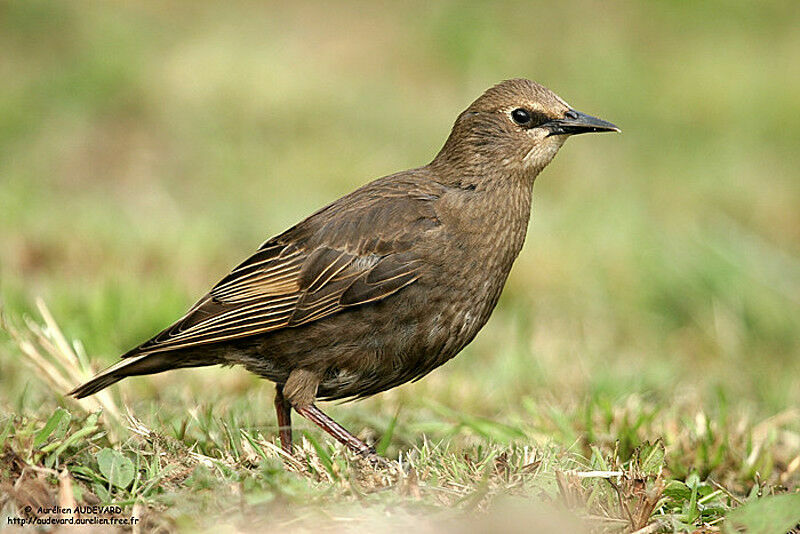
[{"x1": 70, "y1": 78, "x2": 618, "y2": 462}]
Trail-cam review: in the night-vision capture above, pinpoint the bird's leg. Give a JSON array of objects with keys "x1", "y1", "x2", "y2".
[
  {"x1": 274, "y1": 385, "x2": 293, "y2": 453},
  {"x1": 283, "y1": 369, "x2": 388, "y2": 466},
  {"x1": 294, "y1": 404, "x2": 376, "y2": 458}
]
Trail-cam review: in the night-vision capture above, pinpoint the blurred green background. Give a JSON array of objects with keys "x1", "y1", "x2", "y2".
[{"x1": 1, "y1": 0, "x2": 799, "y2": 439}]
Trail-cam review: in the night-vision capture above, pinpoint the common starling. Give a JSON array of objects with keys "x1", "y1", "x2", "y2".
[{"x1": 71, "y1": 79, "x2": 618, "y2": 460}]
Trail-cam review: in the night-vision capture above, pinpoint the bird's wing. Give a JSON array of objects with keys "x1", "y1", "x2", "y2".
[{"x1": 128, "y1": 176, "x2": 442, "y2": 356}]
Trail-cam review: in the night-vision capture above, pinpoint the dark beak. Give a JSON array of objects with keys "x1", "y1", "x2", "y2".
[{"x1": 545, "y1": 109, "x2": 620, "y2": 137}]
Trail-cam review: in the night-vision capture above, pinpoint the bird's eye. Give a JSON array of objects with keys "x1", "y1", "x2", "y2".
[{"x1": 511, "y1": 108, "x2": 532, "y2": 126}]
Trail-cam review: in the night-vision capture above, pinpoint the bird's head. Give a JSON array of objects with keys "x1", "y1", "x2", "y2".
[{"x1": 432, "y1": 78, "x2": 619, "y2": 184}]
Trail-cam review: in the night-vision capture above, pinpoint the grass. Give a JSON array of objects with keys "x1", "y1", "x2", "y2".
[
  {"x1": 1, "y1": 1, "x2": 799, "y2": 532},
  {"x1": 1, "y1": 306, "x2": 797, "y2": 532}
]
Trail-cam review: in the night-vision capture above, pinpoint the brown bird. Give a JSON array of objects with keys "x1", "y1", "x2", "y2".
[{"x1": 71, "y1": 79, "x2": 618, "y2": 461}]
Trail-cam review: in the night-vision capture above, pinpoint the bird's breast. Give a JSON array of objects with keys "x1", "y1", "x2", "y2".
[
  {"x1": 307, "y1": 182, "x2": 535, "y2": 399},
  {"x1": 420, "y1": 183, "x2": 533, "y2": 352}
]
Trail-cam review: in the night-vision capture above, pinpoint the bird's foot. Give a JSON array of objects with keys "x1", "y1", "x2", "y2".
[{"x1": 360, "y1": 450, "x2": 393, "y2": 470}]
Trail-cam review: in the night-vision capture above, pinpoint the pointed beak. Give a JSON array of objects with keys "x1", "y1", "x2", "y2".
[{"x1": 545, "y1": 109, "x2": 620, "y2": 137}]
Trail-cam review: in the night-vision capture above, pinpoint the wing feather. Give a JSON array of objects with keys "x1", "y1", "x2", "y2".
[
  {"x1": 340, "y1": 256, "x2": 421, "y2": 307},
  {"x1": 133, "y1": 245, "x2": 423, "y2": 353},
  {"x1": 128, "y1": 176, "x2": 444, "y2": 356}
]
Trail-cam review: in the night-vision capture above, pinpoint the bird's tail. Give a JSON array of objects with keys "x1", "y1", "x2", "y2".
[{"x1": 69, "y1": 350, "x2": 210, "y2": 398}]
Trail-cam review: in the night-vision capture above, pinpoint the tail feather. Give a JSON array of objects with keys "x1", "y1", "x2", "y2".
[
  {"x1": 69, "y1": 350, "x2": 212, "y2": 398},
  {"x1": 70, "y1": 372, "x2": 126, "y2": 399}
]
